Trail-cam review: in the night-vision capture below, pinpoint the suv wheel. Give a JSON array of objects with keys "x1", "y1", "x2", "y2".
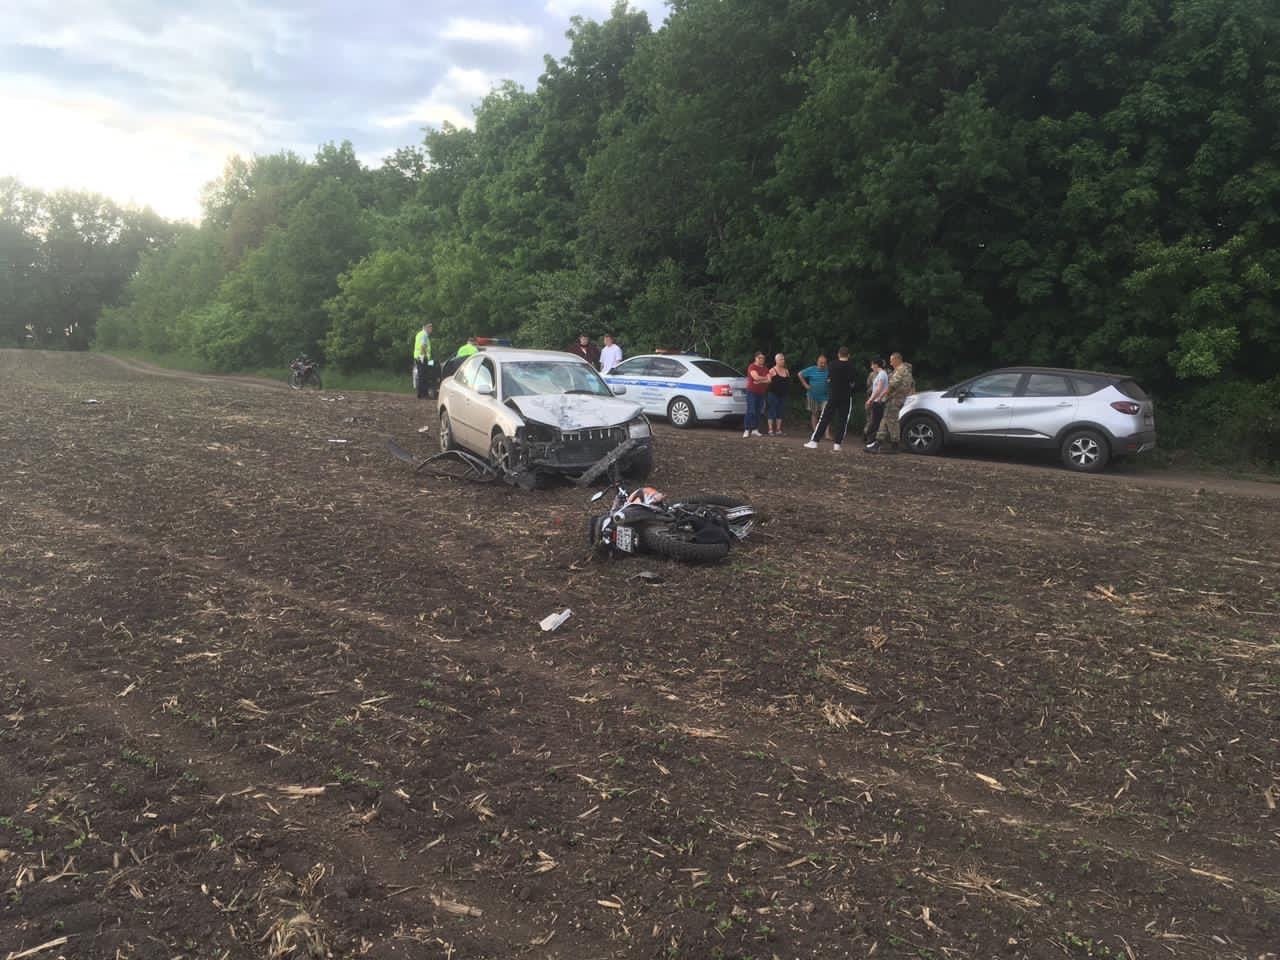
[
  {"x1": 1061, "y1": 429, "x2": 1109, "y2": 472},
  {"x1": 667, "y1": 397, "x2": 697, "y2": 429},
  {"x1": 902, "y1": 416, "x2": 942, "y2": 454}
]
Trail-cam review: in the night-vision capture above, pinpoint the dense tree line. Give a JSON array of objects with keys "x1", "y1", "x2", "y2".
[
  {"x1": 0, "y1": 179, "x2": 173, "y2": 349},
  {"x1": 7, "y1": 0, "x2": 1279, "y2": 456}
]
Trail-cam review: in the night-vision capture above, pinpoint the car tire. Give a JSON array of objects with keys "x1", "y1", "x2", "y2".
[
  {"x1": 439, "y1": 410, "x2": 457, "y2": 452},
  {"x1": 1061, "y1": 428, "x2": 1110, "y2": 472},
  {"x1": 489, "y1": 430, "x2": 515, "y2": 474},
  {"x1": 901, "y1": 416, "x2": 943, "y2": 455},
  {"x1": 638, "y1": 524, "x2": 732, "y2": 564},
  {"x1": 620, "y1": 446, "x2": 654, "y2": 483},
  {"x1": 667, "y1": 397, "x2": 697, "y2": 429}
]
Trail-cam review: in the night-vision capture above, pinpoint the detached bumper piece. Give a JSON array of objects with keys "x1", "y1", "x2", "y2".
[{"x1": 569, "y1": 437, "x2": 643, "y2": 487}]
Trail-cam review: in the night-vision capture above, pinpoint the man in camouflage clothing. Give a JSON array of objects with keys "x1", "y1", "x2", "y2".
[{"x1": 867, "y1": 352, "x2": 914, "y2": 453}]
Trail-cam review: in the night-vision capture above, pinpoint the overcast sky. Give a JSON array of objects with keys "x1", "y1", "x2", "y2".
[{"x1": 0, "y1": 0, "x2": 668, "y2": 221}]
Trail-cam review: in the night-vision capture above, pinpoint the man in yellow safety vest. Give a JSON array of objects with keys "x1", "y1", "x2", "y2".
[{"x1": 413, "y1": 322, "x2": 435, "y2": 399}]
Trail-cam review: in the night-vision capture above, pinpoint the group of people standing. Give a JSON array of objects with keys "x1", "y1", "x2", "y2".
[
  {"x1": 566, "y1": 333, "x2": 623, "y2": 374},
  {"x1": 743, "y1": 346, "x2": 914, "y2": 452}
]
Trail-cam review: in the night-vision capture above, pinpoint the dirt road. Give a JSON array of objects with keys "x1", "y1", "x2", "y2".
[{"x1": 2, "y1": 350, "x2": 1277, "y2": 959}]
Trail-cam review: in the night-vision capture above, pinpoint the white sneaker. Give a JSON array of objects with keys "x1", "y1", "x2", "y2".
[
  {"x1": 833, "y1": 444, "x2": 842, "y2": 451},
  {"x1": 742, "y1": 430, "x2": 750, "y2": 438},
  {"x1": 803, "y1": 440, "x2": 817, "y2": 449},
  {"x1": 750, "y1": 430, "x2": 763, "y2": 437}
]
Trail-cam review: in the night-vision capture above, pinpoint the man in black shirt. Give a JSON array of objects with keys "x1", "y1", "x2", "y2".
[{"x1": 804, "y1": 346, "x2": 855, "y2": 450}]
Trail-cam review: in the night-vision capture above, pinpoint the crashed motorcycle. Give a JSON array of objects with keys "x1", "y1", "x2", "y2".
[
  {"x1": 288, "y1": 355, "x2": 323, "y2": 390},
  {"x1": 587, "y1": 486, "x2": 755, "y2": 564}
]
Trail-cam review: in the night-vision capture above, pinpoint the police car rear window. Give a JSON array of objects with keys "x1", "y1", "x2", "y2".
[{"x1": 692, "y1": 360, "x2": 741, "y2": 378}]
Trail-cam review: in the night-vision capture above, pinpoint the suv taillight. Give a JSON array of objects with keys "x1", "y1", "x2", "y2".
[
  {"x1": 1111, "y1": 401, "x2": 1141, "y2": 415},
  {"x1": 712, "y1": 384, "x2": 734, "y2": 397}
]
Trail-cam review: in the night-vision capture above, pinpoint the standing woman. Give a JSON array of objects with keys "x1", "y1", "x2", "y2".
[
  {"x1": 766, "y1": 353, "x2": 791, "y2": 436},
  {"x1": 743, "y1": 351, "x2": 771, "y2": 438},
  {"x1": 864, "y1": 358, "x2": 889, "y2": 445}
]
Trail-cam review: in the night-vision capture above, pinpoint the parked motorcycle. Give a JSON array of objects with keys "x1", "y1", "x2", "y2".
[
  {"x1": 288, "y1": 355, "x2": 323, "y2": 390},
  {"x1": 587, "y1": 485, "x2": 755, "y2": 563}
]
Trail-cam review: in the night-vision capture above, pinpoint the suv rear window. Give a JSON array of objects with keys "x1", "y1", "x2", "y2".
[
  {"x1": 1115, "y1": 379, "x2": 1149, "y2": 400},
  {"x1": 692, "y1": 360, "x2": 741, "y2": 378},
  {"x1": 1069, "y1": 374, "x2": 1109, "y2": 395}
]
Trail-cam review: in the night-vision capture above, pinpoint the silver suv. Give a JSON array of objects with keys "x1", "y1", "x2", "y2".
[{"x1": 897, "y1": 367, "x2": 1156, "y2": 472}]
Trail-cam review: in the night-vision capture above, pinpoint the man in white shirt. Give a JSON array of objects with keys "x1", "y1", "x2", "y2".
[{"x1": 599, "y1": 334, "x2": 623, "y2": 374}]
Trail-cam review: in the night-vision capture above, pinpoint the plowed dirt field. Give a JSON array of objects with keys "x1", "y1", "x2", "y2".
[{"x1": 1, "y1": 350, "x2": 1276, "y2": 960}]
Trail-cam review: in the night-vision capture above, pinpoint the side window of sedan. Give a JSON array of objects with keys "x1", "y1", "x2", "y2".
[
  {"x1": 966, "y1": 373, "x2": 1023, "y2": 397},
  {"x1": 612, "y1": 357, "x2": 653, "y2": 377},
  {"x1": 473, "y1": 360, "x2": 496, "y2": 395},
  {"x1": 454, "y1": 356, "x2": 477, "y2": 388},
  {"x1": 649, "y1": 358, "x2": 687, "y2": 378}
]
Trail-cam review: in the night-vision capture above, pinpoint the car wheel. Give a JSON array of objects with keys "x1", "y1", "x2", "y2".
[
  {"x1": 1061, "y1": 428, "x2": 1109, "y2": 472},
  {"x1": 667, "y1": 397, "x2": 697, "y2": 429},
  {"x1": 902, "y1": 416, "x2": 943, "y2": 454},
  {"x1": 489, "y1": 431, "x2": 515, "y2": 474},
  {"x1": 439, "y1": 410, "x2": 457, "y2": 452}
]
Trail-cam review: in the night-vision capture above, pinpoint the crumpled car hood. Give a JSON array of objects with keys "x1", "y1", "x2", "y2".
[{"x1": 509, "y1": 394, "x2": 642, "y2": 430}]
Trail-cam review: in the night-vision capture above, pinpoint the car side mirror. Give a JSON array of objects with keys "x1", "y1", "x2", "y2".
[
  {"x1": 610, "y1": 384, "x2": 627, "y2": 396},
  {"x1": 475, "y1": 384, "x2": 495, "y2": 397},
  {"x1": 955, "y1": 389, "x2": 968, "y2": 403}
]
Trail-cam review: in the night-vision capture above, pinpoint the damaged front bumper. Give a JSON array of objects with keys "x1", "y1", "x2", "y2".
[{"x1": 505, "y1": 423, "x2": 653, "y2": 487}]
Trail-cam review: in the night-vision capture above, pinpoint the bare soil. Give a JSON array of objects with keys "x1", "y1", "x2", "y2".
[{"x1": 1, "y1": 349, "x2": 1276, "y2": 960}]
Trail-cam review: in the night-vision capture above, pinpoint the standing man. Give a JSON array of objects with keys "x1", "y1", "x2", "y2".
[
  {"x1": 797, "y1": 353, "x2": 829, "y2": 438},
  {"x1": 599, "y1": 334, "x2": 623, "y2": 375},
  {"x1": 804, "y1": 346, "x2": 855, "y2": 450},
  {"x1": 413, "y1": 322, "x2": 435, "y2": 400},
  {"x1": 568, "y1": 333, "x2": 601, "y2": 369},
  {"x1": 868, "y1": 352, "x2": 915, "y2": 453}
]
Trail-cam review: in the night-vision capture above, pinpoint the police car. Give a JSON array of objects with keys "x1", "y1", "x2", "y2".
[{"x1": 603, "y1": 354, "x2": 747, "y2": 428}]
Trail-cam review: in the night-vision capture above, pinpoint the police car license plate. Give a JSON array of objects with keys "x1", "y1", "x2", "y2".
[{"x1": 613, "y1": 526, "x2": 637, "y2": 553}]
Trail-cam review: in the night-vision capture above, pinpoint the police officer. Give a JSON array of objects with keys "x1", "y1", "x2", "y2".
[{"x1": 413, "y1": 322, "x2": 435, "y2": 399}]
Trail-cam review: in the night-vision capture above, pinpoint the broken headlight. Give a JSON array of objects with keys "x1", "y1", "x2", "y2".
[{"x1": 627, "y1": 417, "x2": 652, "y2": 439}]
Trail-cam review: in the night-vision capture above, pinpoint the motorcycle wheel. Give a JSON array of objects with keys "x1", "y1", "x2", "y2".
[
  {"x1": 306, "y1": 371, "x2": 323, "y2": 389},
  {"x1": 638, "y1": 523, "x2": 732, "y2": 564},
  {"x1": 288, "y1": 371, "x2": 303, "y2": 390}
]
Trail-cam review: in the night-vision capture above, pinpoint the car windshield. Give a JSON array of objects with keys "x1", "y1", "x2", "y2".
[{"x1": 502, "y1": 361, "x2": 613, "y2": 399}]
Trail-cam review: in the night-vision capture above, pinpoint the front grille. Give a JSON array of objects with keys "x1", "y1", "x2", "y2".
[{"x1": 558, "y1": 426, "x2": 629, "y2": 459}]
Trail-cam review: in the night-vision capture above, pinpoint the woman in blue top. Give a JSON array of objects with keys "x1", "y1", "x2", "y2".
[{"x1": 798, "y1": 354, "x2": 829, "y2": 438}]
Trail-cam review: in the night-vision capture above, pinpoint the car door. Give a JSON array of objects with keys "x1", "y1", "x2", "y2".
[
  {"x1": 605, "y1": 357, "x2": 661, "y2": 414},
  {"x1": 1005, "y1": 372, "x2": 1078, "y2": 442},
  {"x1": 450, "y1": 355, "x2": 490, "y2": 452},
  {"x1": 944, "y1": 372, "x2": 1024, "y2": 440},
  {"x1": 646, "y1": 357, "x2": 690, "y2": 415}
]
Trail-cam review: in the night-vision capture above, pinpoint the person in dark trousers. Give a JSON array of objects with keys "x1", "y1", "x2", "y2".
[
  {"x1": 413, "y1": 321, "x2": 436, "y2": 399},
  {"x1": 864, "y1": 357, "x2": 888, "y2": 442},
  {"x1": 804, "y1": 346, "x2": 855, "y2": 450},
  {"x1": 568, "y1": 333, "x2": 601, "y2": 369}
]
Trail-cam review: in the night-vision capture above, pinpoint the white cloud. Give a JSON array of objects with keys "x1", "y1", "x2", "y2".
[
  {"x1": 0, "y1": 73, "x2": 252, "y2": 220},
  {"x1": 544, "y1": 0, "x2": 668, "y2": 23},
  {"x1": 441, "y1": 17, "x2": 540, "y2": 52},
  {"x1": 373, "y1": 67, "x2": 496, "y2": 131}
]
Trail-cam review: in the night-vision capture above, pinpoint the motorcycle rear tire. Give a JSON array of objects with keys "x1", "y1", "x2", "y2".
[
  {"x1": 288, "y1": 371, "x2": 303, "y2": 390},
  {"x1": 638, "y1": 524, "x2": 732, "y2": 564},
  {"x1": 306, "y1": 371, "x2": 323, "y2": 389}
]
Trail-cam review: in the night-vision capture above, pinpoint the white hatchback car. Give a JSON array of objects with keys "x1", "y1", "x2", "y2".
[
  {"x1": 897, "y1": 366, "x2": 1156, "y2": 472},
  {"x1": 602, "y1": 354, "x2": 747, "y2": 428}
]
